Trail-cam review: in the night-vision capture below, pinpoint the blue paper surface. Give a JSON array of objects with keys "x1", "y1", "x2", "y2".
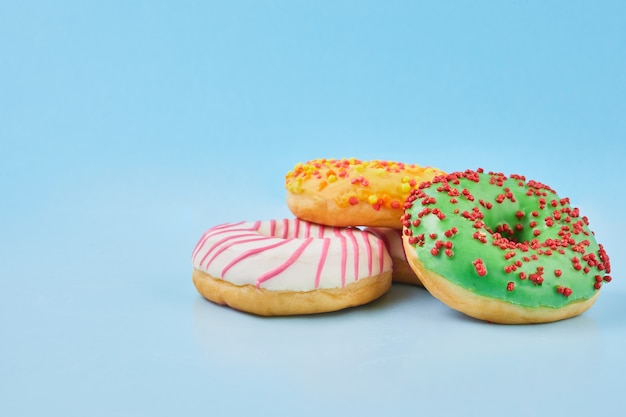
[{"x1": 1, "y1": 2, "x2": 624, "y2": 416}]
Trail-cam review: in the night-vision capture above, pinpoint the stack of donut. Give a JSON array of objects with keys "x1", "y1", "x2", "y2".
[{"x1": 191, "y1": 159, "x2": 612, "y2": 324}]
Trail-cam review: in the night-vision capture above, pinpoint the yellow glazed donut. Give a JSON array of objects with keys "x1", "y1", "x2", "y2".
[
  {"x1": 191, "y1": 218, "x2": 393, "y2": 316},
  {"x1": 285, "y1": 158, "x2": 444, "y2": 229}
]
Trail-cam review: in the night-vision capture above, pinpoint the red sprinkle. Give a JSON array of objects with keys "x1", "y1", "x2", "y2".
[
  {"x1": 472, "y1": 259, "x2": 487, "y2": 276},
  {"x1": 556, "y1": 286, "x2": 572, "y2": 297}
]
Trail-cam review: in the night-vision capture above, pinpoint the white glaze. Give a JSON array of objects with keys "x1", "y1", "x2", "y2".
[
  {"x1": 191, "y1": 219, "x2": 392, "y2": 291},
  {"x1": 363, "y1": 227, "x2": 407, "y2": 261}
]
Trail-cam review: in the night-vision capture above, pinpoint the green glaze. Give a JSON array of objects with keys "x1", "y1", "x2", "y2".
[{"x1": 402, "y1": 170, "x2": 611, "y2": 309}]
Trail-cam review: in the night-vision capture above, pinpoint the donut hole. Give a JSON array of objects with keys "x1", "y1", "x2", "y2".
[
  {"x1": 491, "y1": 221, "x2": 523, "y2": 243},
  {"x1": 489, "y1": 220, "x2": 538, "y2": 245},
  {"x1": 482, "y1": 206, "x2": 551, "y2": 248}
]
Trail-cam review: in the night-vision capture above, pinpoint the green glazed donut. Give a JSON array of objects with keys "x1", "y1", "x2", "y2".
[{"x1": 401, "y1": 169, "x2": 612, "y2": 324}]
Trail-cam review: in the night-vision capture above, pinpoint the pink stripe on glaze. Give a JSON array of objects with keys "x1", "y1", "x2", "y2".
[
  {"x1": 361, "y1": 232, "x2": 373, "y2": 276},
  {"x1": 221, "y1": 239, "x2": 293, "y2": 277},
  {"x1": 192, "y1": 229, "x2": 259, "y2": 259},
  {"x1": 346, "y1": 228, "x2": 359, "y2": 281},
  {"x1": 315, "y1": 238, "x2": 331, "y2": 288},
  {"x1": 293, "y1": 218, "x2": 300, "y2": 238},
  {"x1": 282, "y1": 218, "x2": 289, "y2": 239},
  {"x1": 377, "y1": 239, "x2": 385, "y2": 274},
  {"x1": 196, "y1": 232, "x2": 253, "y2": 266},
  {"x1": 200, "y1": 235, "x2": 272, "y2": 268},
  {"x1": 379, "y1": 232, "x2": 391, "y2": 255},
  {"x1": 191, "y1": 232, "x2": 212, "y2": 260},
  {"x1": 269, "y1": 219, "x2": 277, "y2": 237},
  {"x1": 255, "y1": 238, "x2": 314, "y2": 287},
  {"x1": 334, "y1": 228, "x2": 347, "y2": 287},
  {"x1": 191, "y1": 221, "x2": 246, "y2": 259}
]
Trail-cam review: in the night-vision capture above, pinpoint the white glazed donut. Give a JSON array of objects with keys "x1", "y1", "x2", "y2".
[
  {"x1": 363, "y1": 227, "x2": 422, "y2": 286},
  {"x1": 191, "y1": 218, "x2": 393, "y2": 316}
]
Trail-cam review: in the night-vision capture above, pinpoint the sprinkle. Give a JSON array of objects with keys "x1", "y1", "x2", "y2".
[{"x1": 472, "y1": 258, "x2": 487, "y2": 276}]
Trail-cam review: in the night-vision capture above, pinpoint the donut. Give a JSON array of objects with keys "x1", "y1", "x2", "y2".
[
  {"x1": 191, "y1": 218, "x2": 393, "y2": 316},
  {"x1": 401, "y1": 169, "x2": 612, "y2": 324},
  {"x1": 285, "y1": 158, "x2": 444, "y2": 229},
  {"x1": 363, "y1": 227, "x2": 422, "y2": 286}
]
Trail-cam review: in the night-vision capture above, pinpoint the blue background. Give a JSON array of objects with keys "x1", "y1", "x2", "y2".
[{"x1": 1, "y1": 1, "x2": 624, "y2": 416}]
